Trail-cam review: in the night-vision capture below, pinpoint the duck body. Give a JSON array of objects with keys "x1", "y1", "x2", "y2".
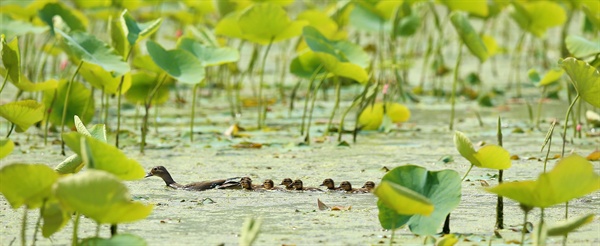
[
  {"x1": 320, "y1": 178, "x2": 343, "y2": 191},
  {"x1": 293, "y1": 179, "x2": 323, "y2": 192},
  {"x1": 145, "y1": 166, "x2": 237, "y2": 191}
]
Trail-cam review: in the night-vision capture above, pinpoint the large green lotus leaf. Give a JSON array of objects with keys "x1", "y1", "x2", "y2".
[
  {"x1": 375, "y1": 0, "x2": 403, "y2": 21},
  {"x1": 524, "y1": 1, "x2": 566, "y2": 37},
  {"x1": 0, "y1": 16, "x2": 48, "y2": 39},
  {"x1": 238, "y1": 3, "x2": 306, "y2": 44},
  {"x1": 125, "y1": 72, "x2": 170, "y2": 105},
  {"x1": 41, "y1": 199, "x2": 70, "y2": 238},
  {"x1": 1, "y1": 35, "x2": 20, "y2": 84},
  {"x1": 54, "y1": 170, "x2": 153, "y2": 224},
  {"x1": 297, "y1": 10, "x2": 341, "y2": 40},
  {"x1": 62, "y1": 132, "x2": 145, "y2": 180},
  {"x1": 333, "y1": 41, "x2": 370, "y2": 68},
  {"x1": 547, "y1": 213, "x2": 594, "y2": 237},
  {"x1": 395, "y1": 14, "x2": 421, "y2": 37},
  {"x1": 56, "y1": 29, "x2": 130, "y2": 76},
  {"x1": 43, "y1": 80, "x2": 95, "y2": 128},
  {"x1": 566, "y1": 35, "x2": 600, "y2": 58},
  {"x1": 453, "y1": 131, "x2": 480, "y2": 166},
  {"x1": 560, "y1": 57, "x2": 600, "y2": 108},
  {"x1": 487, "y1": 154, "x2": 600, "y2": 208},
  {"x1": 215, "y1": 11, "x2": 245, "y2": 39},
  {"x1": 358, "y1": 102, "x2": 411, "y2": 130},
  {"x1": 0, "y1": 66, "x2": 59, "y2": 91},
  {"x1": 303, "y1": 26, "x2": 340, "y2": 59},
  {"x1": 0, "y1": 163, "x2": 58, "y2": 209},
  {"x1": 317, "y1": 53, "x2": 368, "y2": 83},
  {"x1": 146, "y1": 40, "x2": 205, "y2": 84},
  {"x1": 472, "y1": 145, "x2": 512, "y2": 170},
  {"x1": 80, "y1": 234, "x2": 147, "y2": 245},
  {"x1": 289, "y1": 50, "x2": 329, "y2": 79},
  {"x1": 450, "y1": 11, "x2": 488, "y2": 62},
  {"x1": 177, "y1": 38, "x2": 240, "y2": 66},
  {"x1": 121, "y1": 9, "x2": 162, "y2": 46},
  {"x1": 377, "y1": 165, "x2": 461, "y2": 235},
  {"x1": 349, "y1": 2, "x2": 390, "y2": 32},
  {"x1": 0, "y1": 137, "x2": 14, "y2": 159},
  {"x1": 440, "y1": 0, "x2": 489, "y2": 17},
  {"x1": 38, "y1": 2, "x2": 88, "y2": 35},
  {"x1": 79, "y1": 62, "x2": 132, "y2": 94},
  {"x1": 132, "y1": 55, "x2": 163, "y2": 74},
  {"x1": 538, "y1": 68, "x2": 564, "y2": 86},
  {"x1": 375, "y1": 180, "x2": 434, "y2": 216},
  {"x1": 0, "y1": 100, "x2": 44, "y2": 132}
]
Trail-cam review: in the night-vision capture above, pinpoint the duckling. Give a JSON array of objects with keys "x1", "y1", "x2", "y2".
[
  {"x1": 339, "y1": 181, "x2": 370, "y2": 193},
  {"x1": 361, "y1": 181, "x2": 376, "y2": 192},
  {"x1": 240, "y1": 178, "x2": 261, "y2": 190},
  {"x1": 292, "y1": 179, "x2": 323, "y2": 192},
  {"x1": 280, "y1": 178, "x2": 294, "y2": 190},
  {"x1": 262, "y1": 179, "x2": 285, "y2": 191},
  {"x1": 145, "y1": 166, "x2": 234, "y2": 191},
  {"x1": 320, "y1": 178, "x2": 342, "y2": 191}
]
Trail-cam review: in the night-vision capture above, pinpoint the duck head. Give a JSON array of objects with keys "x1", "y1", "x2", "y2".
[
  {"x1": 280, "y1": 178, "x2": 293, "y2": 189},
  {"x1": 320, "y1": 178, "x2": 336, "y2": 189},
  {"x1": 241, "y1": 178, "x2": 253, "y2": 190},
  {"x1": 340, "y1": 181, "x2": 353, "y2": 192},
  {"x1": 362, "y1": 181, "x2": 376, "y2": 191},
  {"x1": 145, "y1": 166, "x2": 176, "y2": 186},
  {"x1": 263, "y1": 179, "x2": 274, "y2": 189},
  {"x1": 292, "y1": 179, "x2": 304, "y2": 190}
]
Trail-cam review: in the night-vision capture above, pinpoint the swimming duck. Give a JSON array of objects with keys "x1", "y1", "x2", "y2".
[
  {"x1": 240, "y1": 177, "x2": 262, "y2": 190},
  {"x1": 340, "y1": 181, "x2": 370, "y2": 193},
  {"x1": 292, "y1": 179, "x2": 323, "y2": 192},
  {"x1": 262, "y1": 179, "x2": 285, "y2": 191},
  {"x1": 361, "y1": 181, "x2": 376, "y2": 192},
  {"x1": 145, "y1": 166, "x2": 237, "y2": 191},
  {"x1": 320, "y1": 178, "x2": 342, "y2": 191},
  {"x1": 280, "y1": 178, "x2": 294, "y2": 190}
]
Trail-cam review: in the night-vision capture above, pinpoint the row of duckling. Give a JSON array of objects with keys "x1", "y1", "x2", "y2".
[{"x1": 145, "y1": 166, "x2": 375, "y2": 193}]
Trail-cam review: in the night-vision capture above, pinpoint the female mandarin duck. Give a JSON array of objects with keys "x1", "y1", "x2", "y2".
[
  {"x1": 292, "y1": 179, "x2": 323, "y2": 192},
  {"x1": 145, "y1": 166, "x2": 240, "y2": 191}
]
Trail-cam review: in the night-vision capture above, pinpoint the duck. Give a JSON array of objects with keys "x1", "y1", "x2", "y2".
[
  {"x1": 280, "y1": 178, "x2": 294, "y2": 190},
  {"x1": 361, "y1": 181, "x2": 376, "y2": 192},
  {"x1": 262, "y1": 179, "x2": 285, "y2": 191},
  {"x1": 292, "y1": 179, "x2": 323, "y2": 192},
  {"x1": 339, "y1": 181, "x2": 370, "y2": 193},
  {"x1": 320, "y1": 178, "x2": 342, "y2": 191},
  {"x1": 145, "y1": 166, "x2": 239, "y2": 191},
  {"x1": 240, "y1": 177, "x2": 262, "y2": 191}
]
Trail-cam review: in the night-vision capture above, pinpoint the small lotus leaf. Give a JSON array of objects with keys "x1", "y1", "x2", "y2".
[
  {"x1": 38, "y1": 2, "x2": 88, "y2": 35},
  {"x1": 0, "y1": 100, "x2": 44, "y2": 132},
  {"x1": 358, "y1": 102, "x2": 411, "y2": 130},
  {"x1": 43, "y1": 80, "x2": 95, "y2": 128},
  {"x1": 450, "y1": 11, "x2": 488, "y2": 62},
  {"x1": 560, "y1": 57, "x2": 600, "y2": 108},
  {"x1": 1, "y1": 35, "x2": 21, "y2": 84},
  {"x1": 0, "y1": 17, "x2": 48, "y2": 39},
  {"x1": 566, "y1": 35, "x2": 600, "y2": 58},
  {"x1": 453, "y1": 131, "x2": 479, "y2": 166},
  {"x1": 349, "y1": 2, "x2": 389, "y2": 32},
  {"x1": 121, "y1": 9, "x2": 162, "y2": 46},
  {"x1": 41, "y1": 200, "x2": 70, "y2": 238},
  {"x1": 62, "y1": 132, "x2": 145, "y2": 180},
  {"x1": 440, "y1": 0, "x2": 489, "y2": 17},
  {"x1": 487, "y1": 154, "x2": 600, "y2": 208},
  {"x1": 289, "y1": 51, "x2": 329, "y2": 79},
  {"x1": 547, "y1": 213, "x2": 595, "y2": 237},
  {"x1": 316, "y1": 53, "x2": 368, "y2": 83},
  {"x1": 56, "y1": 29, "x2": 130, "y2": 76},
  {"x1": 377, "y1": 165, "x2": 461, "y2": 235},
  {"x1": 54, "y1": 170, "x2": 153, "y2": 224},
  {"x1": 54, "y1": 154, "x2": 83, "y2": 175},
  {"x1": 0, "y1": 163, "x2": 58, "y2": 209},
  {"x1": 80, "y1": 234, "x2": 147, "y2": 245},
  {"x1": 538, "y1": 68, "x2": 564, "y2": 86},
  {"x1": 215, "y1": 11, "x2": 245, "y2": 39},
  {"x1": 436, "y1": 234, "x2": 459, "y2": 246},
  {"x1": 177, "y1": 38, "x2": 240, "y2": 66},
  {"x1": 395, "y1": 14, "x2": 421, "y2": 37},
  {"x1": 481, "y1": 35, "x2": 498, "y2": 56},
  {"x1": 0, "y1": 67, "x2": 59, "y2": 91},
  {"x1": 238, "y1": 3, "x2": 306, "y2": 44},
  {"x1": 79, "y1": 62, "x2": 132, "y2": 94},
  {"x1": 146, "y1": 40, "x2": 205, "y2": 84},
  {"x1": 511, "y1": 1, "x2": 566, "y2": 38},
  {"x1": 375, "y1": 180, "x2": 434, "y2": 216},
  {"x1": 472, "y1": 145, "x2": 512, "y2": 170},
  {"x1": 0, "y1": 137, "x2": 15, "y2": 159},
  {"x1": 125, "y1": 72, "x2": 171, "y2": 105},
  {"x1": 74, "y1": 115, "x2": 107, "y2": 142},
  {"x1": 297, "y1": 10, "x2": 341, "y2": 40}
]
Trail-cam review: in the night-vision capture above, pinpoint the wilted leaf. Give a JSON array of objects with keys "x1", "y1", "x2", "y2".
[{"x1": 587, "y1": 150, "x2": 600, "y2": 161}]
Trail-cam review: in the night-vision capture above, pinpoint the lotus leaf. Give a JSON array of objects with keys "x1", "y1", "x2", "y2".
[
  {"x1": 146, "y1": 40, "x2": 205, "y2": 84},
  {"x1": 0, "y1": 163, "x2": 58, "y2": 209},
  {"x1": 560, "y1": 57, "x2": 600, "y2": 108},
  {"x1": 0, "y1": 100, "x2": 44, "y2": 132}
]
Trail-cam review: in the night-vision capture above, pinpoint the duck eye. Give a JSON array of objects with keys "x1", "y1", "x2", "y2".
[{"x1": 152, "y1": 167, "x2": 158, "y2": 171}]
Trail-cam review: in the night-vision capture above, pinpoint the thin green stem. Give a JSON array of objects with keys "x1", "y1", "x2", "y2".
[
  {"x1": 449, "y1": 44, "x2": 463, "y2": 130},
  {"x1": 300, "y1": 65, "x2": 324, "y2": 135},
  {"x1": 190, "y1": 83, "x2": 200, "y2": 142},
  {"x1": 257, "y1": 38, "x2": 274, "y2": 129},
  {"x1": 461, "y1": 164, "x2": 474, "y2": 181},
  {"x1": 60, "y1": 60, "x2": 84, "y2": 156},
  {"x1": 71, "y1": 212, "x2": 80, "y2": 246},
  {"x1": 389, "y1": 228, "x2": 395, "y2": 246},
  {"x1": 141, "y1": 74, "x2": 168, "y2": 154},
  {"x1": 21, "y1": 207, "x2": 27, "y2": 246},
  {"x1": 304, "y1": 75, "x2": 327, "y2": 144},
  {"x1": 338, "y1": 87, "x2": 367, "y2": 142},
  {"x1": 6, "y1": 123, "x2": 15, "y2": 138},
  {"x1": 496, "y1": 117, "x2": 504, "y2": 230},
  {"x1": 325, "y1": 76, "x2": 341, "y2": 136},
  {"x1": 512, "y1": 32, "x2": 526, "y2": 97},
  {"x1": 520, "y1": 210, "x2": 529, "y2": 246},
  {"x1": 0, "y1": 68, "x2": 9, "y2": 95},
  {"x1": 31, "y1": 200, "x2": 46, "y2": 246},
  {"x1": 535, "y1": 87, "x2": 547, "y2": 129},
  {"x1": 115, "y1": 47, "x2": 135, "y2": 148},
  {"x1": 44, "y1": 91, "x2": 57, "y2": 146},
  {"x1": 561, "y1": 94, "x2": 579, "y2": 157}
]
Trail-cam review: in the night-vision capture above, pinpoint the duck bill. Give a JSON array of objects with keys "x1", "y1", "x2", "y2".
[{"x1": 144, "y1": 172, "x2": 153, "y2": 178}]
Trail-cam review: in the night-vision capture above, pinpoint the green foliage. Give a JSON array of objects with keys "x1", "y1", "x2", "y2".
[
  {"x1": 0, "y1": 100, "x2": 44, "y2": 132},
  {"x1": 449, "y1": 12, "x2": 488, "y2": 62},
  {"x1": 374, "y1": 180, "x2": 434, "y2": 216},
  {"x1": 55, "y1": 115, "x2": 107, "y2": 174},
  {"x1": 146, "y1": 40, "x2": 205, "y2": 84},
  {"x1": 1, "y1": 35, "x2": 21, "y2": 84},
  {"x1": 43, "y1": 80, "x2": 95, "y2": 128},
  {"x1": 560, "y1": 57, "x2": 600, "y2": 108},
  {"x1": 0, "y1": 164, "x2": 58, "y2": 209},
  {"x1": 125, "y1": 72, "x2": 171, "y2": 104},
  {"x1": 0, "y1": 16, "x2": 48, "y2": 39},
  {"x1": 177, "y1": 37, "x2": 240, "y2": 66},
  {"x1": 358, "y1": 102, "x2": 411, "y2": 130},
  {"x1": 510, "y1": 1, "x2": 566, "y2": 38},
  {"x1": 565, "y1": 35, "x2": 600, "y2": 58},
  {"x1": 41, "y1": 200, "x2": 69, "y2": 238},
  {"x1": 547, "y1": 214, "x2": 595, "y2": 237},
  {"x1": 56, "y1": 29, "x2": 130, "y2": 76},
  {"x1": 486, "y1": 154, "x2": 600, "y2": 208},
  {"x1": 454, "y1": 131, "x2": 511, "y2": 170},
  {"x1": 237, "y1": 3, "x2": 307, "y2": 45},
  {"x1": 0, "y1": 138, "x2": 14, "y2": 159},
  {"x1": 80, "y1": 234, "x2": 147, "y2": 245},
  {"x1": 240, "y1": 216, "x2": 262, "y2": 246},
  {"x1": 377, "y1": 165, "x2": 461, "y2": 235},
  {"x1": 54, "y1": 170, "x2": 153, "y2": 224},
  {"x1": 38, "y1": 2, "x2": 88, "y2": 35},
  {"x1": 62, "y1": 132, "x2": 146, "y2": 180},
  {"x1": 121, "y1": 9, "x2": 162, "y2": 46},
  {"x1": 440, "y1": 0, "x2": 488, "y2": 17},
  {"x1": 79, "y1": 62, "x2": 132, "y2": 94}
]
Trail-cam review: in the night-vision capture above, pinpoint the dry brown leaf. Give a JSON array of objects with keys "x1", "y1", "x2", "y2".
[
  {"x1": 317, "y1": 199, "x2": 329, "y2": 211},
  {"x1": 510, "y1": 155, "x2": 520, "y2": 160},
  {"x1": 478, "y1": 180, "x2": 490, "y2": 187},
  {"x1": 232, "y1": 142, "x2": 262, "y2": 149},
  {"x1": 331, "y1": 206, "x2": 351, "y2": 211},
  {"x1": 586, "y1": 150, "x2": 600, "y2": 161}
]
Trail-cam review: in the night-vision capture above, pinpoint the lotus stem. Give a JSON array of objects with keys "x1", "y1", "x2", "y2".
[
  {"x1": 31, "y1": 200, "x2": 46, "y2": 246},
  {"x1": 496, "y1": 117, "x2": 504, "y2": 229},
  {"x1": 325, "y1": 76, "x2": 341, "y2": 136},
  {"x1": 110, "y1": 224, "x2": 117, "y2": 236},
  {"x1": 141, "y1": 74, "x2": 168, "y2": 154},
  {"x1": 520, "y1": 209, "x2": 529, "y2": 246},
  {"x1": 300, "y1": 65, "x2": 324, "y2": 135},
  {"x1": 115, "y1": 47, "x2": 134, "y2": 148},
  {"x1": 0, "y1": 68, "x2": 9, "y2": 95},
  {"x1": 190, "y1": 83, "x2": 200, "y2": 142},
  {"x1": 71, "y1": 212, "x2": 80, "y2": 246},
  {"x1": 6, "y1": 123, "x2": 15, "y2": 138},
  {"x1": 535, "y1": 87, "x2": 547, "y2": 129},
  {"x1": 561, "y1": 94, "x2": 579, "y2": 157},
  {"x1": 304, "y1": 75, "x2": 327, "y2": 144},
  {"x1": 257, "y1": 38, "x2": 274, "y2": 129},
  {"x1": 60, "y1": 60, "x2": 84, "y2": 156},
  {"x1": 389, "y1": 228, "x2": 395, "y2": 246},
  {"x1": 21, "y1": 207, "x2": 27, "y2": 246},
  {"x1": 449, "y1": 44, "x2": 463, "y2": 130},
  {"x1": 44, "y1": 90, "x2": 57, "y2": 146}
]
